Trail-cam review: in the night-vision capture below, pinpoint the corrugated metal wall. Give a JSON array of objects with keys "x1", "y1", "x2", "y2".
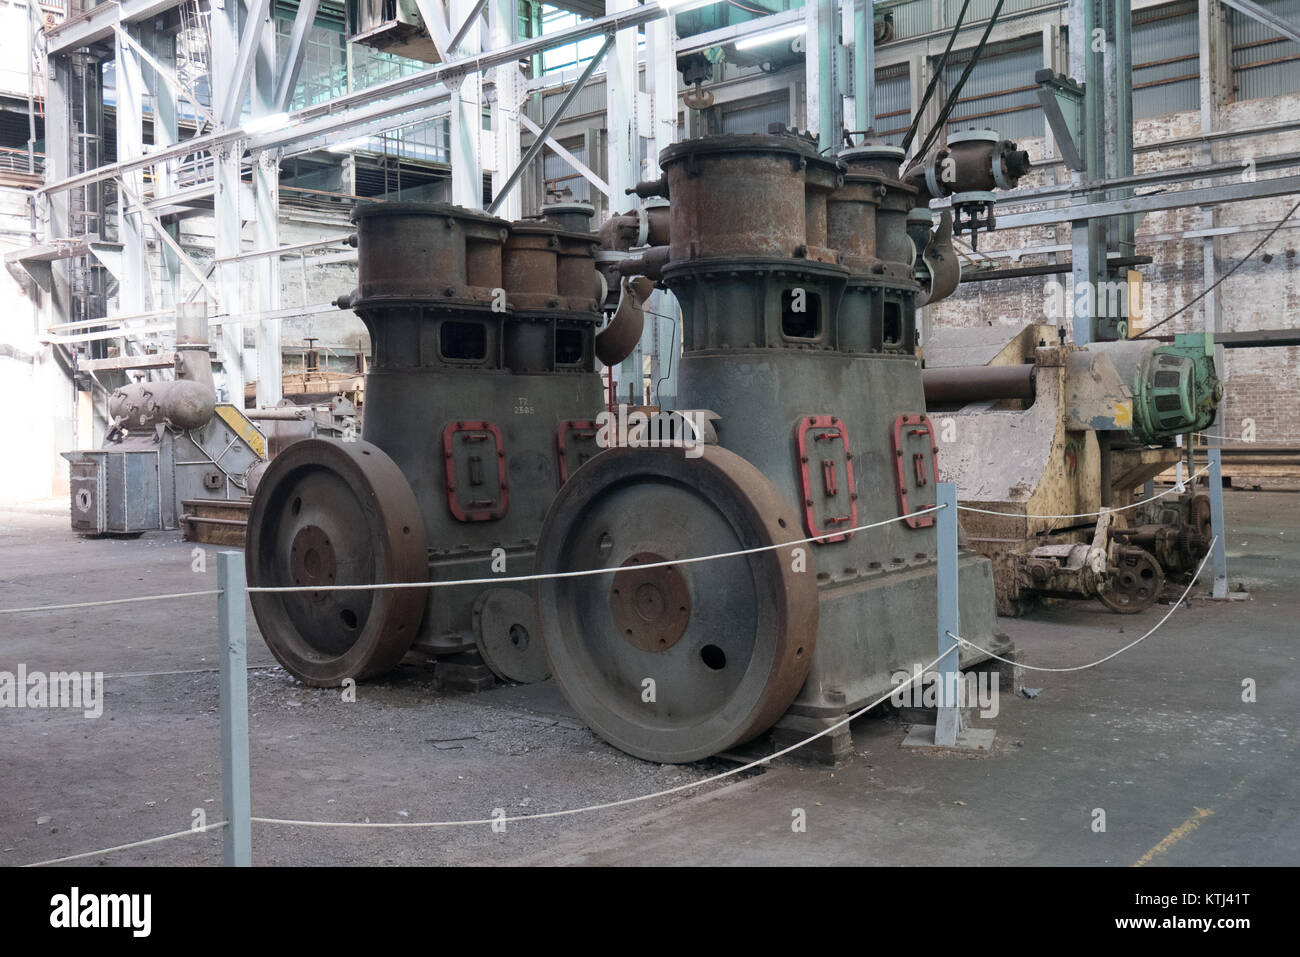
[
  {"x1": 720, "y1": 97, "x2": 792, "y2": 134},
  {"x1": 543, "y1": 140, "x2": 591, "y2": 202},
  {"x1": 539, "y1": 81, "x2": 608, "y2": 125},
  {"x1": 874, "y1": 63, "x2": 912, "y2": 144},
  {"x1": 886, "y1": 0, "x2": 934, "y2": 41},
  {"x1": 1133, "y1": 2, "x2": 1200, "y2": 117},
  {"x1": 884, "y1": 0, "x2": 1058, "y2": 42},
  {"x1": 942, "y1": 38, "x2": 1044, "y2": 140},
  {"x1": 1229, "y1": 0, "x2": 1300, "y2": 101}
]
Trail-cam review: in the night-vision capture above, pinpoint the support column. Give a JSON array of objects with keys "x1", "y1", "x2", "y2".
[
  {"x1": 644, "y1": 11, "x2": 680, "y2": 406},
  {"x1": 806, "y1": 0, "x2": 842, "y2": 151},
  {"x1": 1068, "y1": 0, "x2": 1106, "y2": 345},
  {"x1": 43, "y1": 55, "x2": 73, "y2": 335},
  {"x1": 114, "y1": 25, "x2": 152, "y2": 318},
  {"x1": 490, "y1": 0, "x2": 522, "y2": 219},
  {"x1": 1207, "y1": 449, "x2": 1229, "y2": 599},
  {"x1": 934, "y1": 482, "x2": 961, "y2": 747},
  {"x1": 1199, "y1": 0, "x2": 1230, "y2": 434},
  {"x1": 450, "y1": 0, "x2": 484, "y2": 207},
  {"x1": 253, "y1": 0, "x2": 282, "y2": 407},
  {"x1": 605, "y1": 0, "x2": 640, "y2": 203},
  {"x1": 143, "y1": 22, "x2": 182, "y2": 309},
  {"x1": 852, "y1": 0, "x2": 874, "y2": 135},
  {"x1": 212, "y1": 0, "x2": 244, "y2": 404}
]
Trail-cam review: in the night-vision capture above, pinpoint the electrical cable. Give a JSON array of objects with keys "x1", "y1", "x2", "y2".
[
  {"x1": 900, "y1": 0, "x2": 972, "y2": 152},
  {"x1": 1136, "y1": 196, "x2": 1300, "y2": 340},
  {"x1": 914, "y1": 0, "x2": 1006, "y2": 162}
]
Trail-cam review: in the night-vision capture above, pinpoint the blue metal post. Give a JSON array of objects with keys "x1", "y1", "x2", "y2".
[
  {"x1": 1208, "y1": 449, "x2": 1228, "y2": 599},
  {"x1": 935, "y1": 482, "x2": 960, "y2": 746},
  {"x1": 218, "y1": 550, "x2": 252, "y2": 866}
]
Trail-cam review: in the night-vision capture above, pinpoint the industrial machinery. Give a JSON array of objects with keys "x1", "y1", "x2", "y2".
[
  {"x1": 534, "y1": 128, "x2": 1028, "y2": 764},
  {"x1": 246, "y1": 202, "x2": 617, "y2": 688},
  {"x1": 924, "y1": 323, "x2": 1221, "y2": 615},
  {"x1": 62, "y1": 304, "x2": 264, "y2": 537},
  {"x1": 347, "y1": 0, "x2": 443, "y2": 63}
]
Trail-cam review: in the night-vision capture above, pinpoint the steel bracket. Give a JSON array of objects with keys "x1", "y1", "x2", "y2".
[{"x1": 1035, "y1": 69, "x2": 1085, "y2": 172}]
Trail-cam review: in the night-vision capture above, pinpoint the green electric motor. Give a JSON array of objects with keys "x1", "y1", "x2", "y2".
[{"x1": 1091, "y1": 333, "x2": 1223, "y2": 444}]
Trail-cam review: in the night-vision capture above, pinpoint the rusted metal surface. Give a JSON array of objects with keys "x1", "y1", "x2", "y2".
[
  {"x1": 1097, "y1": 546, "x2": 1165, "y2": 614},
  {"x1": 903, "y1": 132, "x2": 1032, "y2": 204},
  {"x1": 594, "y1": 277, "x2": 648, "y2": 366},
  {"x1": 181, "y1": 498, "x2": 251, "y2": 547},
  {"x1": 352, "y1": 202, "x2": 509, "y2": 306},
  {"x1": 835, "y1": 144, "x2": 916, "y2": 284},
  {"x1": 472, "y1": 588, "x2": 549, "y2": 684},
  {"x1": 917, "y1": 210, "x2": 961, "y2": 306},
  {"x1": 923, "y1": 363, "x2": 1037, "y2": 404},
  {"x1": 535, "y1": 445, "x2": 818, "y2": 764},
  {"x1": 246, "y1": 438, "x2": 429, "y2": 687},
  {"x1": 610, "y1": 552, "x2": 693, "y2": 654},
  {"x1": 655, "y1": 133, "x2": 841, "y2": 262}
]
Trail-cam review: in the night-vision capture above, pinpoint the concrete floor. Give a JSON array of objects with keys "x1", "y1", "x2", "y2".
[{"x1": 0, "y1": 491, "x2": 1295, "y2": 866}]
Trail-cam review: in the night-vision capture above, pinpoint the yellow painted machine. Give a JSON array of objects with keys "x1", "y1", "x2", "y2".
[{"x1": 924, "y1": 323, "x2": 1221, "y2": 615}]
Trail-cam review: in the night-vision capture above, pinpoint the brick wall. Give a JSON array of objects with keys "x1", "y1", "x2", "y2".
[{"x1": 927, "y1": 93, "x2": 1300, "y2": 446}]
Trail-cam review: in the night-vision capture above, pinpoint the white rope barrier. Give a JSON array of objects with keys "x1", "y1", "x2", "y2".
[
  {"x1": 955, "y1": 466, "x2": 1209, "y2": 521},
  {"x1": 0, "y1": 589, "x2": 222, "y2": 616},
  {"x1": 250, "y1": 646, "x2": 958, "y2": 830},
  {"x1": 244, "y1": 504, "x2": 949, "y2": 595},
  {"x1": 20, "y1": 652, "x2": 953, "y2": 857},
  {"x1": 0, "y1": 506, "x2": 947, "y2": 613},
  {"x1": 950, "y1": 537, "x2": 1217, "y2": 674},
  {"x1": 22, "y1": 821, "x2": 228, "y2": 868}
]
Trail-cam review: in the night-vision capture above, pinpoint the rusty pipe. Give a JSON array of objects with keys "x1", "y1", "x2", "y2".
[
  {"x1": 923, "y1": 363, "x2": 1036, "y2": 405},
  {"x1": 594, "y1": 278, "x2": 648, "y2": 366}
]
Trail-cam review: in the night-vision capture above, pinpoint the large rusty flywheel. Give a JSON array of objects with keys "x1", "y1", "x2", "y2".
[
  {"x1": 535, "y1": 446, "x2": 819, "y2": 763},
  {"x1": 247, "y1": 439, "x2": 428, "y2": 686}
]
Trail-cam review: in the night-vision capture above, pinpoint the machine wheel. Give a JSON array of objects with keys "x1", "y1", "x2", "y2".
[
  {"x1": 536, "y1": 445, "x2": 819, "y2": 763},
  {"x1": 1098, "y1": 546, "x2": 1165, "y2": 615},
  {"x1": 473, "y1": 588, "x2": 549, "y2": 684},
  {"x1": 247, "y1": 439, "x2": 428, "y2": 686}
]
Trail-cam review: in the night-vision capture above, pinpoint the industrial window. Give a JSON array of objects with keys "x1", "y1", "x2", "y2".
[
  {"x1": 781, "y1": 289, "x2": 821, "y2": 341},
  {"x1": 440, "y1": 321, "x2": 488, "y2": 362},
  {"x1": 1229, "y1": 0, "x2": 1300, "y2": 101},
  {"x1": 555, "y1": 328, "x2": 585, "y2": 366},
  {"x1": 883, "y1": 300, "x2": 903, "y2": 347}
]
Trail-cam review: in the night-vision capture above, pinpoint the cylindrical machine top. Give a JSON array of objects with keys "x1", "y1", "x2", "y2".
[
  {"x1": 657, "y1": 132, "x2": 843, "y2": 262},
  {"x1": 352, "y1": 201, "x2": 510, "y2": 306},
  {"x1": 838, "y1": 144, "x2": 905, "y2": 178},
  {"x1": 540, "y1": 201, "x2": 596, "y2": 233}
]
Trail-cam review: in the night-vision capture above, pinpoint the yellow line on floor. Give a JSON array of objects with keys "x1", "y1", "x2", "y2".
[{"x1": 1133, "y1": 807, "x2": 1214, "y2": 867}]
